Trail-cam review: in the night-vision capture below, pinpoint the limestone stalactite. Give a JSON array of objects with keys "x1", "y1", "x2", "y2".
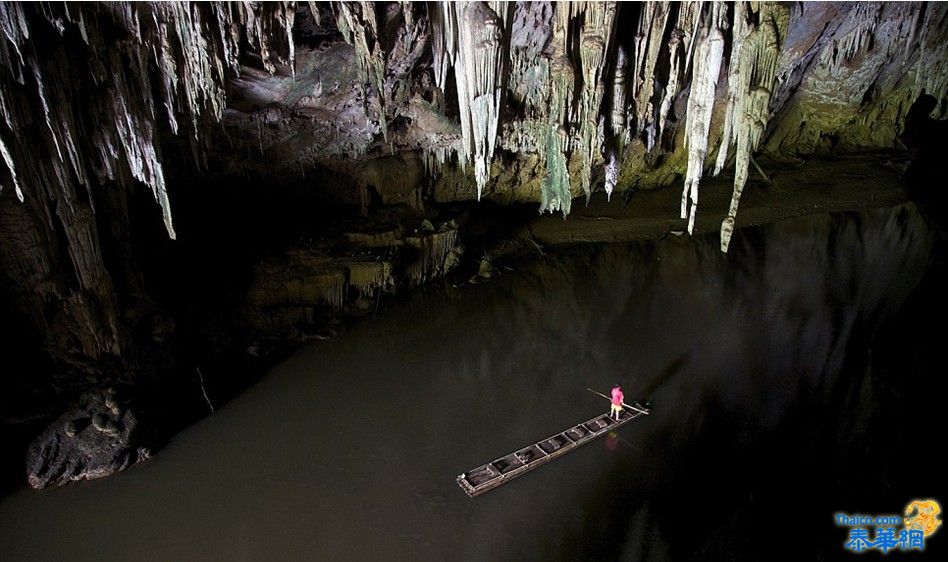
[
  {"x1": 2, "y1": 0, "x2": 945, "y2": 320},
  {"x1": 680, "y1": 2, "x2": 726, "y2": 235},
  {"x1": 576, "y1": 2, "x2": 617, "y2": 199},
  {"x1": 1, "y1": 1, "x2": 940, "y2": 239},
  {"x1": 604, "y1": 46, "x2": 628, "y2": 201},
  {"x1": 428, "y1": 2, "x2": 508, "y2": 199},
  {"x1": 417, "y1": 0, "x2": 940, "y2": 238},
  {"x1": 539, "y1": 2, "x2": 575, "y2": 215},
  {"x1": 455, "y1": 2, "x2": 508, "y2": 197},
  {"x1": 834, "y1": 3, "x2": 884, "y2": 66},
  {"x1": 657, "y1": 1, "x2": 703, "y2": 144},
  {"x1": 631, "y1": 1, "x2": 671, "y2": 151},
  {"x1": 0, "y1": 2, "x2": 293, "y2": 360},
  {"x1": 610, "y1": 46, "x2": 630, "y2": 146},
  {"x1": 0, "y1": 0, "x2": 944, "y2": 380},
  {"x1": 1, "y1": 2, "x2": 295, "y2": 238},
  {"x1": 716, "y1": 2, "x2": 788, "y2": 252},
  {"x1": 429, "y1": 2, "x2": 456, "y2": 93},
  {"x1": 335, "y1": 2, "x2": 387, "y2": 139}
]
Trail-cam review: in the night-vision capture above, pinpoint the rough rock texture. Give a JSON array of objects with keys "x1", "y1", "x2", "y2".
[
  {"x1": 26, "y1": 388, "x2": 150, "y2": 489},
  {"x1": 0, "y1": 1, "x2": 946, "y2": 408},
  {"x1": 0, "y1": 2, "x2": 945, "y2": 491},
  {"x1": 715, "y1": 2, "x2": 787, "y2": 251},
  {"x1": 242, "y1": 216, "x2": 462, "y2": 331},
  {"x1": 764, "y1": 3, "x2": 948, "y2": 155},
  {"x1": 0, "y1": 2, "x2": 295, "y2": 365},
  {"x1": 680, "y1": 2, "x2": 727, "y2": 236},
  {"x1": 219, "y1": 1, "x2": 947, "y2": 231}
]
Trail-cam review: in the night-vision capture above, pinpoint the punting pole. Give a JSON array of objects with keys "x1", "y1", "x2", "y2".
[{"x1": 585, "y1": 387, "x2": 650, "y2": 415}]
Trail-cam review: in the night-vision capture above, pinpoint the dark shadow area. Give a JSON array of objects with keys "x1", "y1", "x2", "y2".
[
  {"x1": 1, "y1": 203, "x2": 938, "y2": 561},
  {"x1": 902, "y1": 93, "x2": 948, "y2": 226}
]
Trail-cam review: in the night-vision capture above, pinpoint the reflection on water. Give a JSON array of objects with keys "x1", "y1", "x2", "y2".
[{"x1": 0, "y1": 204, "x2": 937, "y2": 561}]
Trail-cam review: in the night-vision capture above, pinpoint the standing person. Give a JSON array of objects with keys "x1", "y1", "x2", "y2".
[{"x1": 610, "y1": 385, "x2": 624, "y2": 420}]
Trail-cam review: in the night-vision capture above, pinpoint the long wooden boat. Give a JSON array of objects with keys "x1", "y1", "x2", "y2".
[{"x1": 456, "y1": 402, "x2": 651, "y2": 498}]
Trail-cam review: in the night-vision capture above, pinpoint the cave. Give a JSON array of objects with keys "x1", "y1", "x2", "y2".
[{"x1": 0, "y1": 2, "x2": 946, "y2": 560}]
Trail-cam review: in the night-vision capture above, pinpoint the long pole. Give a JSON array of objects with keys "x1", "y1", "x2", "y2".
[
  {"x1": 196, "y1": 367, "x2": 215, "y2": 413},
  {"x1": 586, "y1": 387, "x2": 650, "y2": 415}
]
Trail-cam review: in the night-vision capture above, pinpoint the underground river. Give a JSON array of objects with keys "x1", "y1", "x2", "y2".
[{"x1": 1, "y1": 203, "x2": 944, "y2": 561}]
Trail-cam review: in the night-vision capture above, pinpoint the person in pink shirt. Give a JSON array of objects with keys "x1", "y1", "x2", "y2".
[{"x1": 610, "y1": 385, "x2": 624, "y2": 420}]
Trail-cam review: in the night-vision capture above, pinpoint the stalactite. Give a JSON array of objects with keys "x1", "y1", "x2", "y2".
[
  {"x1": 427, "y1": 2, "x2": 508, "y2": 198},
  {"x1": 713, "y1": 3, "x2": 753, "y2": 179},
  {"x1": 323, "y1": 270, "x2": 348, "y2": 311},
  {"x1": 717, "y1": 3, "x2": 788, "y2": 253},
  {"x1": 456, "y1": 2, "x2": 507, "y2": 197},
  {"x1": 657, "y1": 1, "x2": 703, "y2": 143},
  {"x1": 405, "y1": 225, "x2": 461, "y2": 286},
  {"x1": 604, "y1": 150, "x2": 618, "y2": 201},
  {"x1": 631, "y1": 1, "x2": 671, "y2": 150},
  {"x1": 576, "y1": 2, "x2": 617, "y2": 199},
  {"x1": 605, "y1": 45, "x2": 628, "y2": 201},
  {"x1": 429, "y1": 2, "x2": 456, "y2": 92},
  {"x1": 3, "y1": 1, "x2": 944, "y2": 310},
  {"x1": 0, "y1": 2, "x2": 294, "y2": 360},
  {"x1": 507, "y1": 1, "x2": 552, "y2": 115},
  {"x1": 1, "y1": 2, "x2": 295, "y2": 238},
  {"x1": 335, "y1": 1, "x2": 387, "y2": 140},
  {"x1": 539, "y1": 3, "x2": 574, "y2": 215},
  {"x1": 0, "y1": 137, "x2": 21, "y2": 200},
  {"x1": 834, "y1": 3, "x2": 883, "y2": 66},
  {"x1": 346, "y1": 260, "x2": 392, "y2": 297},
  {"x1": 243, "y1": 2, "x2": 297, "y2": 75},
  {"x1": 610, "y1": 46, "x2": 630, "y2": 145},
  {"x1": 541, "y1": 124, "x2": 571, "y2": 214},
  {"x1": 680, "y1": 2, "x2": 725, "y2": 235},
  {"x1": 422, "y1": 3, "x2": 460, "y2": 178}
]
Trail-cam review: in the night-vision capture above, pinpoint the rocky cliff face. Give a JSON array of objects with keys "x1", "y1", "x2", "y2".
[{"x1": 0, "y1": 3, "x2": 945, "y2": 423}]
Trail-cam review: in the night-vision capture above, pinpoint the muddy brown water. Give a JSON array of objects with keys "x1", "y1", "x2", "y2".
[{"x1": 1, "y1": 204, "x2": 943, "y2": 561}]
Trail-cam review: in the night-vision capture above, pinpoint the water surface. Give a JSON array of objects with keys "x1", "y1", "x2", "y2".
[{"x1": 1, "y1": 204, "x2": 941, "y2": 561}]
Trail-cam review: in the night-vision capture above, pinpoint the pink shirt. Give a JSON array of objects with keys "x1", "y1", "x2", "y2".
[{"x1": 611, "y1": 387, "x2": 624, "y2": 406}]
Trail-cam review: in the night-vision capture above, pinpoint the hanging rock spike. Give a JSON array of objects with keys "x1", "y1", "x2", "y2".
[
  {"x1": 657, "y1": 1, "x2": 703, "y2": 144},
  {"x1": 718, "y1": 2, "x2": 788, "y2": 253},
  {"x1": 576, "y1": 2, "x2": 617, "y2": 199},
  {"x1": 680, "y1": 2, "x2": 725, "y2": 235},
  {"x1": 632, "y1": 1, "x2": 671, "y2": 150},
  {"x1": 539, "y1": 2, "x2": 574, "y2": 215},
  {"x1": 335, "y1": 2, "x2": 388, "y2": 141},
  {"x1": 0, "y1": 2, "x2": 294, "y2": 359}
]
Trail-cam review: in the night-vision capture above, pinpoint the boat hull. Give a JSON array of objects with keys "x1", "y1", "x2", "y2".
[{"x1": 456, "y1": 405, "x2": 649, "y2": 497}]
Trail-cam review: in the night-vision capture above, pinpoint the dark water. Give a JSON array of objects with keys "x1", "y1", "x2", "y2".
[{"x1": 1, "y1": 204, "x2": 943, "y2": 561}]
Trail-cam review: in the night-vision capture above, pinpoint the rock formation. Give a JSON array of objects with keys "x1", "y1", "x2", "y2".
[
  {"x1": 1, "y1": 0, "x2": 945, "y2": 347},
  {"x1": 1, "y1": 1, "x2": 947, "y2": 486},
  {"x1": 26, "y1": 388, "x2": 150, "y2": 489},
  {"x1": 1, "y1": 0, "x2": 945, "y2": 366},
  {"x1": 242, "y1": 217, "x2": 462, "y2": 331}
]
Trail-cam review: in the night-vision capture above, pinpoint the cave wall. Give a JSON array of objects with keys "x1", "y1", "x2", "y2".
[
  {"x1": 0, "y1": 3, "x2": 295, "y2": 372},
  {"x1": 215, "y1": 2, "x2": 948, "y2": 245},
  {"x1": 765, "y1": 2, "x2": 948, "y2": 155},
  {"x1": 1, "y1": 2, "x2": 946, "y2": 380}
]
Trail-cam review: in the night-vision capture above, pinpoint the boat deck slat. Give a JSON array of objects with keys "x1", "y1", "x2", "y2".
[{"x1": 456, "y1": 406, "x2": 649, "y2": 497}]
